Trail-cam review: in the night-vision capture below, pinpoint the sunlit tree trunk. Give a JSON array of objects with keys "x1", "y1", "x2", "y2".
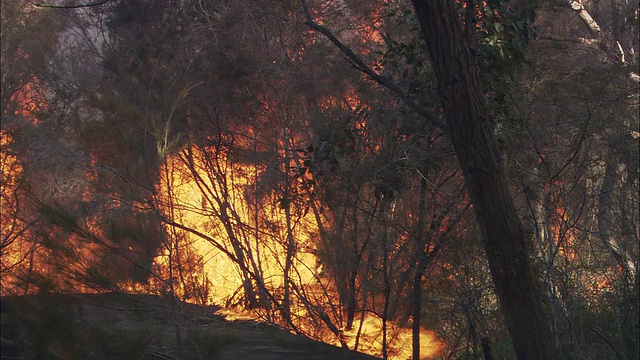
[{"x1": 410, "y1": 1, "x2": 560, "y2": 359}]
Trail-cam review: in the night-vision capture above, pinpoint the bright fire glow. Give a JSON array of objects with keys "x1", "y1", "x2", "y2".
[
  {"x1": 342, "y1": 316, "x2": 444, "y2": 359},
  {"x1": 152, "y1": 147, "x2": 445, "y2": 358},
  {"x1": 154, "y1": 150, "x2": 318, "y2": 305},
  {"x1": 1, "y1": 75, "x2": 45, "y2": 293}
]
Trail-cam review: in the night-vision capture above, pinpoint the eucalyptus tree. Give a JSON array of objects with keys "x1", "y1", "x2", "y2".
[
  {"x1": 300, "y1": 0, "x2": 560, "y2": 358},
  {"x1": 512, "y1": 2, "x2": 639, "y2": 358}
]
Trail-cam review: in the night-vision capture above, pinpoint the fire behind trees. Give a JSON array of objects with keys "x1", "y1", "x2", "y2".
[{"x1": 1, "y1": 1, "x2": 638, "y2": 359}]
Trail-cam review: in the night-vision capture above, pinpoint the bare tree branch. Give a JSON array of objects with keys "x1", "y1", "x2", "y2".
[
  {"x1": 538, "y1": 34, "x2": 600, "y2": 46},
  {"x1": 299, "y1": 0, "x2": 449, "y2": 133},
  {"x1": 590, "y1": 327, "x2": 625, "y2": 360},
  {"x1": 29, "y1": 0, "x2": 111, "y2": 9},
  {"x1": 557, "y1": 0, "x2": 640, "y2": 83}
]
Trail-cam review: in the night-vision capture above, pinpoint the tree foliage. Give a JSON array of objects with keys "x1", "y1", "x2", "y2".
[{"x1": 1, "y1": 0, "x2": 637, "y2": 359}]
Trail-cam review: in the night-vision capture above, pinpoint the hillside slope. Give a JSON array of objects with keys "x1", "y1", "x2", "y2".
[{"x1": 0, "y1": 293, "x2": 381, "y2": 360}]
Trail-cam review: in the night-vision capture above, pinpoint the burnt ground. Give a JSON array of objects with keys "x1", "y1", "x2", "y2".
[{"x1": 0, "y1": 293, "x2": 381, "y2": 360}]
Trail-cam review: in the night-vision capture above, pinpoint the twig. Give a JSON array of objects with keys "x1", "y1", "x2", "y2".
[
  {"x1": 29, "y1": 0, "x2": 111, "y2": 9},
  {"x1": 538, "y1": 35, "x2": 600, "y2": 46},
  {"x1": 144, "y1": 350, "x2": 180, "y2": 360},
  {"x1": 299, "y1": 0, "x2": 449, "y2": 132},
  {"x1": 556, "y1": 0, "x2": 640, "y2": 83},
  {"x1": 590, "y1": 327, "x2": 624, "y2": 360}
]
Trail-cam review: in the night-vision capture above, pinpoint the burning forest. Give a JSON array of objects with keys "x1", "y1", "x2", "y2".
[{"x1": 1, "y1": 1, "x2": 638, "y2": 359}]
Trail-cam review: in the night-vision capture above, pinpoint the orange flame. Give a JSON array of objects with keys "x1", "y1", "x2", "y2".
[{"x1": 149, "y1": 146, "x2": 446, "y2": 358}]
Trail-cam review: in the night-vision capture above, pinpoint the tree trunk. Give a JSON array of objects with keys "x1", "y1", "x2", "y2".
[
  {"x1": 598, "y1": 155, "x2": 639, "y2": 360},
  {"x1": 283, "y1": 130, "x2": 295, "y2": 322},
  {"x1": 598, "y1": 155, "x2": 637, "y2": 284},
  {"x1": 412, "y1": 177, "x2": 428, "y2": 360},
  {"x1": 409, "y1": 1, "x2": 559, "y2": 359}
]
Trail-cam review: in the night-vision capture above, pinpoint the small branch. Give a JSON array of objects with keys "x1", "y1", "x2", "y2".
[
  {"x1": 556, "y1": 0, "x2": 639, "y2": 83},
  {"x1": 144, "y1": 350, "x2": 180, "y2": 360},
  {"x1": 560, "y1": 0, "x2": 601, "y2": 33},
  {"x1": 299, "y1": 0, "x2": 449, "y2": 132},
  {"x1": 29, "y1": 0, "x2": 111, "y2": 9},
  {"x1": 538, "y1": 35, "x2": 600, "y2": 46},
  {"x1": 590, "y1": 327, "x2": 624, "y2": 360}
]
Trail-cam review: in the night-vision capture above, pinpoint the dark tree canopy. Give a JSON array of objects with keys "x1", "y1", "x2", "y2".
[{"x1": 1, "y1": 1, "x2": 637, "y2": 359}]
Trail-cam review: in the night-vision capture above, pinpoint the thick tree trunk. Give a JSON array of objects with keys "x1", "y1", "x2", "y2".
[{"x1": 410, "y1": 1, "x2": 559, "y2": 359}]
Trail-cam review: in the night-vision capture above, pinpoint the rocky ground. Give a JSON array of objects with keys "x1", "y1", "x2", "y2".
[{"x1": 0, "y1": 293, "x2": 380, "y2": 360}]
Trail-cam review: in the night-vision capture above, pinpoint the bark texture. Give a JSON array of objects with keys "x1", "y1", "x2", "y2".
[{"x1": 409, "y1": 1, "x2": 559, "y2": 359}]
